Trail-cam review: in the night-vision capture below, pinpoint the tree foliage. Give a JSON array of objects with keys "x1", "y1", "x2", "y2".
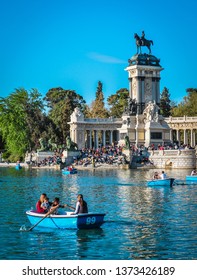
[
  {"x1": 0, "y1": 88, "x2": 45, "y2": 161},
  {"x1": 107, "y1": 88, "x2": 129, "y2": 117},
  {"x1": 44, "y1": 87, "x2": 86, "y2": 142},
  {"x1": 160, "y1": 87, "x2": 171, "y2": 117},
  {"x1": 88, "y1": 81, "x2": 109, "y2": 118},
  {"x1": 171, "y1": 88, "x2": 197, "y2": 117}
]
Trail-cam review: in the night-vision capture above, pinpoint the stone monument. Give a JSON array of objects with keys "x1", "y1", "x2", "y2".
[{"x1": 118, "y1": 31, "x2": 171, "y2": 147}]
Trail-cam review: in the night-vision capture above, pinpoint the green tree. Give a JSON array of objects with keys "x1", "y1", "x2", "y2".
[
  {"x1": 0, "y1": 88, "x2": 45, "y2": 161},
  {"x1": 44, "y1": 87, "x2": 86, "y2": 142},
  {"x1": 89, "y1": 81, "x2": 109, "y2": 118},
  {"x1": 160, "y1": 87, "x2": 171, "y2": 117},
  {"x1": 107, "y1": 88, "x2": 129, "y2": 117},
  {"x1": 171, "y1": 88, "x2": 197, "y2": 117}
]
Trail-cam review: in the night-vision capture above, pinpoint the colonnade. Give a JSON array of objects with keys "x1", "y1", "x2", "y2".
[
  {"x1": 170, "y1": 128, "x2": 197, "y2": 147},
  {"x1": 86, "y1": 129, "x2": 118, "y2": 149}
]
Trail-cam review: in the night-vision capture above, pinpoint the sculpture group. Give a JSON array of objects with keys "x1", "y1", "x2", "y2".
[
  {"x1": 134, "y1": 31, "x2": 153, "y2": 54},
  {"x1": 124, "y1": 98, "x2": 137, "y2": 115},
  {"x1": 38, "y1": 136, "x2": 78, "y2": 152}
]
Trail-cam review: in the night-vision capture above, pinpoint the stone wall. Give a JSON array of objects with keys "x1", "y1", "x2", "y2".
[{"x1": 149, "y1": 149, "x2": 196, "y2": 169}]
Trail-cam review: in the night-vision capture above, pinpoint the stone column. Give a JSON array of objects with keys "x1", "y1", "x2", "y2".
[
  {"x1": 194, "y1": 130, "x2": 196, "y2": 147},
  {"x1": 141, "y1": 78, "x2": 145, "y2": 103},
  {"x1": 94, "y1": 130, "x2": 99, "y2": 149},
  {"x1": 170, "y1": 129, "x2": 173, "y2": 142},
  {"x1": 93, "y1": 130, "x2": 96, "y2": 149},
  {"x1": 156, "y1": 78, "x2": 160, "y2": 104},
  {"x1": 135, "y1": 129, "x2": 138, "y2": 146},
  {"x1": 136, "y1": 77, "x2": 140, "y2": 103},
  {"x1": 73, "y1": 129, "x2": 76, "y2": 142},
  {"x1": 190, "y1": 129, "x2": 194, "y2": 147},
  {"x1": 152, "y1": 78, "x2": 156, "y2": 101},
  {"x1": 129, "y1": 78, "x2": 132, "y2": 98},
  {"x1": 70, "y1": 127, "x2": 74, "y2": 142},
  {"x1": 102, "y1": 130, "x2": 106, "y2": 147},
  {"x1": 110, "y1": 130, "x2": 113, "y2": 145},
  {"x1": 183, "y1": 129, "x2": 188, "y2": 145},
  {"x1": 176, "y1": 129, "x2": 180, "y2": 145},
  {"x1": 116, "y1": 130, "x2": 120, "y2": 142},
  {"x1": 89, "y1": 130, "x2": 92, "y2": 149},
  {"x1": 96, "y1": 131, "x2": 99, "y2": 148}
]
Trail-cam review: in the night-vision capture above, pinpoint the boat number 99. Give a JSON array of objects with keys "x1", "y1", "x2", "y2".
[{"x1": 86, "y1": 216, "x2": 96, "y2": 225}]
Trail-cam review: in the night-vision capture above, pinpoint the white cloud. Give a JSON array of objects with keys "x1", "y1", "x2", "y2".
[{"x1": 87, "y1": 52, "x2": 126, "y2": 64}]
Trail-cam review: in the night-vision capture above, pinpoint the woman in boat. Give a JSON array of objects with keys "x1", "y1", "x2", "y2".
[
  {"x1": 36, "y1": 193, "x2": 47, "y2": 213},
  {"x1": 153, "y1": 172, "x2": 160, "y2": 180},
  {"x1": 71, "y1": 194, "x2": 88, "y2": 215}
]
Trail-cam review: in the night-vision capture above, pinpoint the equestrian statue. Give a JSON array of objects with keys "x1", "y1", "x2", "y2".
[{"x1": 134, "y1": 31, "x2": 153, "y2": 54}]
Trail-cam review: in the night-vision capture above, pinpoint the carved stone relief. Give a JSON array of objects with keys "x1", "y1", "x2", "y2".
[{"x1": 144, "y1": 78, "x2": 152, "y2": 103}]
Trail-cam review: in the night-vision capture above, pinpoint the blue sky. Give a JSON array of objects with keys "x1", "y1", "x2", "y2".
[{"x1": 0, "y1": 0, "x2": 196, "y2": 105}]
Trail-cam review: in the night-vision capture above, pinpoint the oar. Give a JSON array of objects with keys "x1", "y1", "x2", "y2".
[
  {"x1": 27, "y1": 206, "x2": 58, "y2": 231},
  {"x1": 63, "y1": 203, "x2": 75, "y2": 210}
]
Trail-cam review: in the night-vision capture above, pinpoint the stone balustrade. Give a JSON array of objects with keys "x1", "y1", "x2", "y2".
[
  {"x1": 149, "y1": 149, "x2": 196, "y2": 169},
  {"x1": 165, "y1": 116, "x2": 197, "y2": 123},
  {"x1": 84, "y1": 118, "x2": 122, "y2": 123}
]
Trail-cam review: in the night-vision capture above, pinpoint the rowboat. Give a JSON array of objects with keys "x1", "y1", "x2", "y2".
[
  {"x1": 147, "y1": 178, "x2": 175, "y2": 187},
  {"x1": 62, "y1": 168, "x2": 77, "y2": 175},
  {"x1": 26, "y1": 210, "x2": 105, "y2": 229},
  {"x1": 186, "y1": 175, "x2": 197, "y2": 181}
]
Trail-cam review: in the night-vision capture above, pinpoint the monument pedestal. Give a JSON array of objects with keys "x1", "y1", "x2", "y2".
[
  {"x1": 62, "y1": 150, "x2": 80, "y2": 166},
  {"x1": 118, "y1": 115, "x2": 136, "y2": 146},
  {"x1": 36, "y1": 151, "x2": 55, "y2": 162}
]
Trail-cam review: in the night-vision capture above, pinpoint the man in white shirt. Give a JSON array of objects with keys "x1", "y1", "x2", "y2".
[{"x1": 160, "y1": 171, "x2": 167, "y2": 179}]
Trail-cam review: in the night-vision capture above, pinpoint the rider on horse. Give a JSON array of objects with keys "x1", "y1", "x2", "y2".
[
  {"x1": 134, "y1": 31, "x2": 153, "y2": 54},
  {"x1": 141, "y1": 31, "x2": 146, "y2": 46}
]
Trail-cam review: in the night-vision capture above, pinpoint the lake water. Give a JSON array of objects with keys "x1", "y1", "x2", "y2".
[{"x1": 0, "y1": 167, "x2": 197, "y2": 260}]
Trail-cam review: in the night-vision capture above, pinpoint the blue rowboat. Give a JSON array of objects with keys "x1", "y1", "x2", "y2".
[
  {"x1": 186, "y1": 175, "x2": 197, "y2": 181},
  {"x1": 147, "y1": 178, "x2": 175, "y2": 187},
  {"x1": 26, "y1": 210, "x2": 105, "y2": 230},
  {"x1": 15, "y1": 164, "x2": 22, "y2": 170},
  {"x1": 62, "y1": 168, "x2": 77, "y2": 175}
]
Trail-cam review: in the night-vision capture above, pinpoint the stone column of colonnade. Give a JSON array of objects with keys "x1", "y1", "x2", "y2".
[
  {"x1": 102, "y1": 130, "x2": 106, "y2": 147},
  {"x1": 176, "y1": 130, "x2": 180, "y2": 145},
  {"x1": 190, "y1": 129, "x2": 196, "y2": 147},
  {"x1": 183, "y1": 129, "x2": 188, "y2": 145}
]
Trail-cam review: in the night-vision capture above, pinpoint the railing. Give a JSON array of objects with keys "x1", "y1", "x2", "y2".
[
  {"x1": 165, "y1": 116, "x2": 197, "y2": 122},
  {"x1": 84, "y1": 118, "x2": 122, "y2": 123},
  {"x1": 150, "y1": 149, "x2": 196, "y2": 156}
]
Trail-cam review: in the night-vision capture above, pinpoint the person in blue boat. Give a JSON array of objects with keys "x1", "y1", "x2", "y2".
[
  {"x1": 41, "y1": 196, "x2": 50, "y2": 213},
  {"x1": 50, "y1": 197, "x2": 74, "y2": 214},
  {"x1": 71, "y1": 194, "x2": 88, "y2": 215},
  {"x1": 153, "y1": 171, "x2": 160, "y2": 179},
  {"x1": 191, "y1": 169, "x2": 197, "y2": 176},
  {"x1": 160, "y1": 170, "x2": 167, "y2": 179},
  {"x1": 36, "y1": 193, "x2": 47, "y2": 213}
]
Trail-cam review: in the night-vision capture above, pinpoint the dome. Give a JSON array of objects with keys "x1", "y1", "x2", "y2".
[{"x1": 128, "y1": 53, "x2": 161, "y2": 67}]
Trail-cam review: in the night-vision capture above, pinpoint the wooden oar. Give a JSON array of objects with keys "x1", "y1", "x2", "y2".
[
  {"x1": 63, "y1": 203, "x2": 75, "y2": 210},
  {"x1": 27, "y1": 206, "x2": 58, "y2": 231}
]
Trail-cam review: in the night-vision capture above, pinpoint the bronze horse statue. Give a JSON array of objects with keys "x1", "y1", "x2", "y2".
[{"x1": 134, "y1": 33, "x2": 153, "y2": 54}]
